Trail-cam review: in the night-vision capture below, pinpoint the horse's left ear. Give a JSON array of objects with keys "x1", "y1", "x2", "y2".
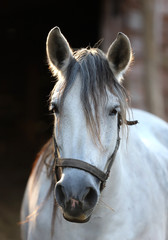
[
  {"x1": 107, "y1": 32, "x2": 133, "y2": 82},
  {"x1": 46, "y1": 27, "x2": 73, "y2": 75}
]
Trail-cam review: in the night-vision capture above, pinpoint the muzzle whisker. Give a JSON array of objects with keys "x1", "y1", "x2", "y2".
[{"x1": 99, "y1": 199, "x2": 115, "y2": 212}]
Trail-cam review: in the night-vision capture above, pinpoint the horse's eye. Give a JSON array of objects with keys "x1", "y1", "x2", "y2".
[
  {"x1": 109, "y1": 108, "x2": 117, "y2": 116},
  {"x1": 51, "y1": 104, "x2": 59, "y2": 114}
]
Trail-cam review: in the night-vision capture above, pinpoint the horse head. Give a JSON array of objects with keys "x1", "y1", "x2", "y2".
[{"x1": 46, "y1": 27, "x2": 132, "y2": 223}]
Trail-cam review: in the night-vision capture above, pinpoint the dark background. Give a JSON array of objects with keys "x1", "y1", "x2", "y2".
[
  {"x1": 0, "y1": 1, "x2": 102, "y2": 239},
  {"x1": 1, "y1": 1, "x2": 168, "y2": 239}
]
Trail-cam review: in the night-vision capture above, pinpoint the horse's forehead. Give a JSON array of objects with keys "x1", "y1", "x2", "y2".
[
  {"x1": 63, "y1": 78, "x2": 84, "y2": 114},
  {"x1": 52, "y1": 77, "x2": 80, "y2": 108},
  {"x1": 52, "y1": 74, "x2": 119, "y2": 111}
]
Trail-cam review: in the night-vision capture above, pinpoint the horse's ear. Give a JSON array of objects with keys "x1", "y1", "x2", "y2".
[
  {"x1": 46, "y1": 27, "x2": 73, "y2": 75},
  {"x1": 107, "y1": 32, "x2": 133, "y2": 82}
]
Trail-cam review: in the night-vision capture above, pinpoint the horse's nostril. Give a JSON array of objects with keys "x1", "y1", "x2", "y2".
[
  {"x1": 55, "y1": 180, "x2": 98, "y2": 212},
  {"x1": 83, "y1": 187, "x2": 98, "y2": 208},
  {"x1": 56, "y1": 184, "x2": 66, "y2": 207}
]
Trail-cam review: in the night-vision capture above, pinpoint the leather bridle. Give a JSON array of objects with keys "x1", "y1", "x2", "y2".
[{"x1": 54, "y1": 114, "x2": 138, "y2": 191}]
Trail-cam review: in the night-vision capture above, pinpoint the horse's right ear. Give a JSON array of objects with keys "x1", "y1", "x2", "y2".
[{"x1": 46, "y1": 27, "x2": 73, "y2": 75}]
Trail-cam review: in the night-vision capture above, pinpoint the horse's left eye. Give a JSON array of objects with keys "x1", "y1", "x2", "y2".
[{"x1": 109, "y1": 108, "x2": 117, "y2": 116}]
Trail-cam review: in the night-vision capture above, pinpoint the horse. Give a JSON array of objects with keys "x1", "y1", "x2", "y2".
[{"x1": 21, "y1": 27, "x2": 168, "y2": 240}]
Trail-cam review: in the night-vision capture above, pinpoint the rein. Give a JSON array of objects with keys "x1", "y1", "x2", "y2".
[{"x1": 54, "y1": 114, "x2": 138, "y2": 191}]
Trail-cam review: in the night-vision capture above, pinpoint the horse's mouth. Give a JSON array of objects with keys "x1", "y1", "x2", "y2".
[
  {"x1": 60, "y1": 198, "x2": 94, "y2": 223},
  {"x1": 63, "y1": 211, "x2": 91, "y2": 223}
]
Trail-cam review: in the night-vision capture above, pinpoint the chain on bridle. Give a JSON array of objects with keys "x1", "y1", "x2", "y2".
[{"x1": 54, "y1": 114, "x2": 138, "y2": 191}]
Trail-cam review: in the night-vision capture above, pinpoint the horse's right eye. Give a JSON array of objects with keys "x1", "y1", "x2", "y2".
[{"x1": 51, "y1": 104, "x2": 59, "y2": 114}]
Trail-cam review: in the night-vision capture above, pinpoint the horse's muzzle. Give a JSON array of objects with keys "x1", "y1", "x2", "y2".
[{"x1": 55, "y1": 171, "x2": 99, "y2": 223}]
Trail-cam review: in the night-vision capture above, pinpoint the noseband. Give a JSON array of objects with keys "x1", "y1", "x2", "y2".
[{"x1": 54, "y1": 114, "x2": 138, "y2": 191}]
